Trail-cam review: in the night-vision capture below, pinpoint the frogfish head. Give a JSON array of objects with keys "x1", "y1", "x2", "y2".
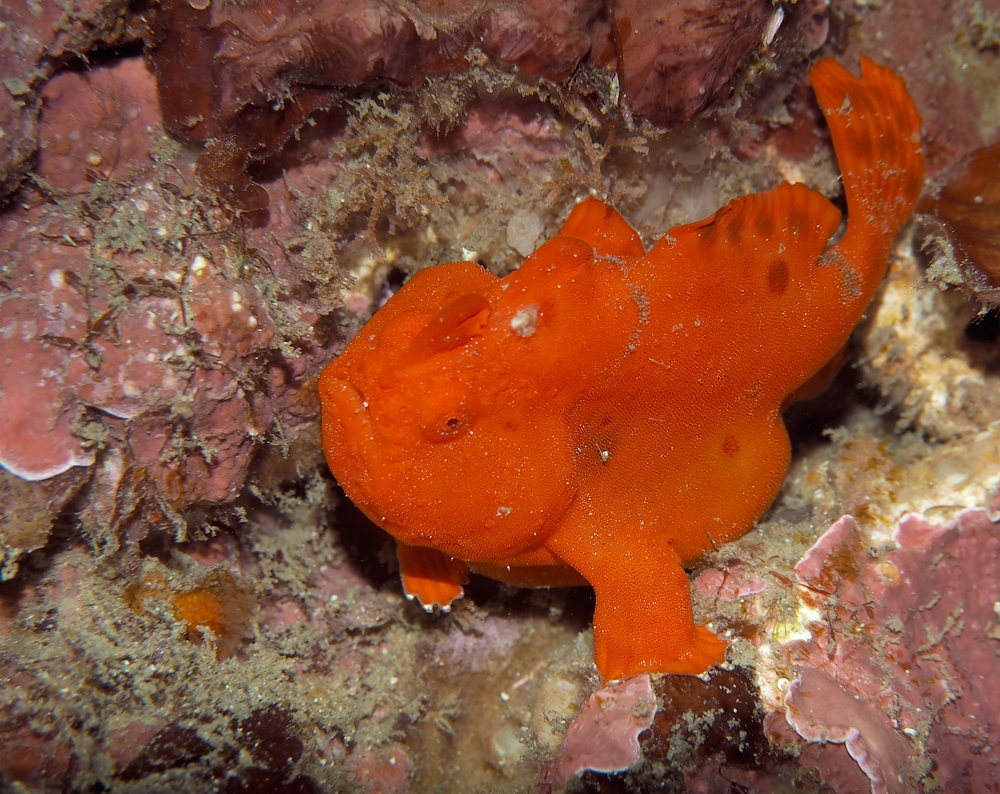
[{"x1": 319, "y1": 265, "x2": 577, "y2": 562}]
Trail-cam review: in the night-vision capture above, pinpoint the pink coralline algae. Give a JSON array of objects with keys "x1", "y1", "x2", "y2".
[
  {"x1": 0, "y1": 203, "x2": 272, "y2": 504},
  {"x1": 0, "y1": 0, "x2": 130, "y2": 200},
  {"x1": 0, "y1": 207, "x2": 96, "y2": 480},
  {"x1": 347, "y1": 744, "x2": 412, "y2": 794},
  {"x1": 541, "y1": 674, "x2": 656, "y2": 790},
  {"x1": 0, "y1": 51, "x2": 347, "y2": 516},
  {"x1": 0, "y1": 58, "x2": 162, "y2": 479},
  {"x1": 147, "y1": 0, "x2": 777, "y2": 210},
  {"x1": 153, "y1": 0, "x2": 773, "y2": 132},
  {"x1": 694, "y1": 561, "x2": 769, "y2": 602},
  {"x1": 793, "y1": 514, "x2": 865, "y2": 590},
  {"x1": 37, "y1": 58, "x2": 160, "y2": 195},
  {"x1": 785, "y1": 669, "x2": 914, "y2": 794},
  {"x1": 779, "y1": 510, "x2": 1000, "y2": 793}
]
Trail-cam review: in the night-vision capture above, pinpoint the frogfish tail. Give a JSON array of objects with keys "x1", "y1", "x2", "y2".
[{"x1": 809, "y1": 55, "x2": 926, "y2": 288}]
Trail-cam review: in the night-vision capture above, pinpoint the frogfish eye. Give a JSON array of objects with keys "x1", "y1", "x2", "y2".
[{"x1": 410, "y1": 384, "x2": 474, "y2": 441}]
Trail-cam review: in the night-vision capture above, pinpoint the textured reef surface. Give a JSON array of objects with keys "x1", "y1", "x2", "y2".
[{"x1": 2, "y1": 0, "x2": 1000, "y2": 792}]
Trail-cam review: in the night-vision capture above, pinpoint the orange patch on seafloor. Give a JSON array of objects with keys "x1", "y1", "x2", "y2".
[{"x1": 128, "y1": 568, "x2": 255, "y2": 659}]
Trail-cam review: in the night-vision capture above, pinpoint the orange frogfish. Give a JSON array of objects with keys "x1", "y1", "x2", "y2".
[{"x1": 319, "y1": 57, "x2": 925, "y2": 682}]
